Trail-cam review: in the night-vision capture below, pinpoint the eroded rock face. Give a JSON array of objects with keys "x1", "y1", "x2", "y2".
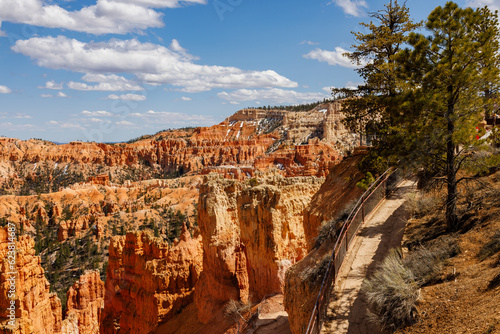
[
  {"x1": 194, "y1": 174, "x2": 324, "y2": 324},
  {"x1": 0, "y1": 227, "x2": 62, "y2": 334},
  {"x1": 65, "y1": 270, "x2": 104, "y2": 334},
  {"x1": 284, "y1": 155, "x2": 366, "y2": 334},
  {"x1": 100, "y1": 228, "x2": 203, "y2": 334}
]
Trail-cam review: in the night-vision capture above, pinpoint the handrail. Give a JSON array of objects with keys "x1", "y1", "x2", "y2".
[{"x1": 304, "y1": 168, "x2": 399, "y2": 334}]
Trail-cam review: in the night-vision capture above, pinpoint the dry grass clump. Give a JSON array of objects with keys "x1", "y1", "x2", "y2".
[
  {"x1": 362, "y1": 237, "x2": 460, "y2": 330},
  {"x1": 223, "y1": 298, "x2": 253, "y2": 333},
  {"x1": 478, "y1": 230, "x2": 500, "y2": 261},
  {"x1": 362, "y1": 249, "x2": 420, "y2": 331},
  {"x1": 405, "y1": 192, "x2": 441, "y2": 218},
  {"x1": 314, "y1": 200, "x2": 357, "y2": 249}
]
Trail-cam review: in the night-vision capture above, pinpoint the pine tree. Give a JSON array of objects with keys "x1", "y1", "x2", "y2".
[
  {"x1": 397, "y1": 2, "x2": 500, "y2": 230},
  {"x1": 340, "y1": 1, "x2": 500, "y2": 231}
]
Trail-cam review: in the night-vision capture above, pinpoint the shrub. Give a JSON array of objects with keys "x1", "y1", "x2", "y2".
[
  {"x1": 403, "y1": 248, "x2": 441, "y2": 286},
  {"x1": 362, "y1": 249, "x2": 420, "y2": 331},
  {"x1": 356, "y1": 172, "x2": 375, "y2": 190},
  {"x1": 405, "y1": 192, "x2": 440, "y2": 217},
  {"x1": 478, "y1": 230, "x2": 500, "y2": 261},
  {"x1": 223, "y1": 298, "x2": 253, "y2": 333}
]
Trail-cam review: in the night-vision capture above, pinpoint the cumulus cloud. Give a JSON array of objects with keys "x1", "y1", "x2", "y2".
[
  {"x1": 13, "y1": 36, "x2": 297, "y2": 93},
  {"x1": 0, "y1": 0, "x2": 166, "y2": 35},
  {"x1": 116, "y1": 120, "x2": 134, "y2": 126},
  {"x1": 0, "y1": 85, "x2": 12, "y2": 94},
  {"x1": 303, "y1": 47, "x2": 359, "y2": 68},
  {"x1": 104, "y1": 93, "x2": 146, "y2": 100},
  {"x1": 41, "y1": 91, "x2": 68, "y2": 98},
  {"x1": 169, "y1": 39, "x2": 199, "y2": 61},
  {"x1": 328, "y1": 0, "x2": 368, "y2": 17},
  {"x1": 217, "y1": 88, "x2": 328, "y2": 104},
  {"x1": 81, "y1": 110, "x2": 113, "y2": 117},
  {"x1": 300, "y1": 40, "x2": 319, "y2": 45},
  {"x1": 111, "y1": 0, "x2": 207, "y2": 8},
  {"x1": 47, "y1": 120, "x2": 84, "y2": 129},
  {"x1": 180, "y1": 96, "x2": 192, "y2": 101},
  {"x1": 39, "y1": 80, "x2": 63, "y2": 89},
  {"x1": 68, "y1": 74, "x2": 144, "y2": 91},
  {"x1": 131, "y1": 110, "x2": 215, "y2": 125}
]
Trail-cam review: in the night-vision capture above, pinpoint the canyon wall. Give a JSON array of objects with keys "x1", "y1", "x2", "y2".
[
  {"x1": 0, "y1": 226, "x2": 62, "y2": 334},
  {"x1": 0, "y1": 227, "x2": 105, "y2": 334},
  {"x1": 194, "y1": 173, "x2": 324, "y2": 324},
  {"x1": 101, "y1": 228, "x2": 203, "y2": 334},
  {"x1": 285, "y1": 154, "x2": 366, "y2": 334},
  {"x1": 65, "y1": 270, "x2": 104, "y2": 334}
]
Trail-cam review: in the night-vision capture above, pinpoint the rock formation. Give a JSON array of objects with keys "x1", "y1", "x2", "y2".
[
  {"x1": 284, "y1": 155, "x2": 366, "y2": 334},
  {"x1": 101, "y1": 228, "x2": 203, "y2": 334},
  {"x1": 194, "y1": 173, "x2": 324, "y2": 324},
  {"x1": 65, "y1": 270, "x2": 104, "y2": 334},
  {"x1": 0, "y1": 226, "x2": 62, "y2": 334}
]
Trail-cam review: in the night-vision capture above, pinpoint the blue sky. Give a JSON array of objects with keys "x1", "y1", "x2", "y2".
[{"x1": 0, "y1": 0, "x2": 496, "y2": 142}]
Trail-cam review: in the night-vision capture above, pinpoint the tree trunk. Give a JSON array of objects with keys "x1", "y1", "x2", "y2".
[{"x1": 446, "y1": 111, "x2": 458, "y2": 231}]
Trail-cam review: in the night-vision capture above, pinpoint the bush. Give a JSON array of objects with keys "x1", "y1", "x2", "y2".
[
  {"x1": 405, "y1": 192, "x2": 440, "y2": 217},
  {"x1": 223, "y1": 298, "x2": 253, "y2": 333},
  {"x1": 478, "y1": 230, "x2": 500, "y2": 261},
  {"x1": 362, "y1": 249, "x2": 420, "y2": 331}
]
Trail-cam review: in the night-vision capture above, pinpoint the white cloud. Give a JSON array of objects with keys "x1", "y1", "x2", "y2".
[
  {"x1": 41, "y1": 91, "x2": 68, "y2": 98},
  {"x1": 0, "y1": 85, "x2": 12, "y2": 94},
  {"x1": 180, "y1": 96, "x2": 192, "y2": 101},
  {"x1": 0, "y1": 122, "x2": 36, "y2": 131},
  {"x1": 13, "y1": 36, "x2": 297, "y2": 92},
  {"x1": 0, "y1": 112, "x2": 31, "y2": 119},
  {"x1": 39, "y1": 80, "x2": 63, "y2": 89},
  {"x1": 130, "y1": 110, "x2": 215, "y2": 125},
  {"x1": 217, "y1": 88, "x2": 328, "y2": 104},
  {"x1": 466, "y1": 0, "x2": 500, "y2": 11},
  {"x1": 328, "y1": 0, "x2": 368, "y2": 17},
  {"x1": 169, "y1": 39, "x2": 198, "y2": 61},
  {"x1": 110, "y1": 0, "x2": 207, "y2": 8},
  {"x1": 304, "y1": 47, "x2": 359, "y2": 68},
  {"x1": 0, "y1": 0, "x2": 166, "y2": 35},
  {"x1": 116, "y1": 120, "x2": 134, "y2": 126},
  {"x1": 68, "y1": 74, "x2": 144, "y2": 91},
  {"x1": 0, "y1": 22, "x2": 6, "y2": 37},
  {"x1": 81, "y1": 110, "x2": 113, "y2": 117},
  {"x1": 105, "y1": 93, "x2": 146, "y2": 100},
  {"x1": 47, "y1": 120, "x2": 84, "y2": 130},
  {"x1": 13, "y1": 113, "x2": 32, "y2": 119},
  {"x1": 300, "y1": 40, "x2": 319, "y2": 45}
]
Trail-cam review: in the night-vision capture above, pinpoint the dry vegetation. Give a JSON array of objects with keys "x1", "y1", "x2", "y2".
[{"x1": 362, "y1": 170, "x2": 500, "y2": 333}]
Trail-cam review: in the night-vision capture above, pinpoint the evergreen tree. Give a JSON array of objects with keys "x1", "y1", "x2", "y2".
[
  {"x1": 339, "y1": 1, "x2": 500, "y2": 230},
  {"x1": 398, "y1": 2, "x2": 500, "y2": 230}
]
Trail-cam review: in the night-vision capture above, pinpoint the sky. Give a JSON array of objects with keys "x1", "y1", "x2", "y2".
[{"x1": 0, "y1": 0, "x2": 498, "y2": 142}]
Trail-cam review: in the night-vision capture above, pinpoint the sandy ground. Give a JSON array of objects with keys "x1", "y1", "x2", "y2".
[{"x1": 321, "y1": 180, "x2": 416, "y2": 334}]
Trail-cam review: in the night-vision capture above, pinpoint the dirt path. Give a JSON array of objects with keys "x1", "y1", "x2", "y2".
[{"x1": 321, "y1": 180, "x2": 416, "y2": 334}]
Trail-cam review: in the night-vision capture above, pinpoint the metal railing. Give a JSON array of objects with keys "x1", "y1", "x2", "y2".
[{"x1": 305, "y1": 168, "x2": 401, "y2": 334}]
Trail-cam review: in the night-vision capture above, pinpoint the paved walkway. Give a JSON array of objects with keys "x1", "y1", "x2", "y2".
[{"x1": 321, "y1": 180, "x2": 416, "y2": 334}]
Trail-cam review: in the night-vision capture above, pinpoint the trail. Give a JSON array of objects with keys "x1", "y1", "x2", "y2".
[{"x1": 321, "y1": 180, "x2": 416, "y2": 334}]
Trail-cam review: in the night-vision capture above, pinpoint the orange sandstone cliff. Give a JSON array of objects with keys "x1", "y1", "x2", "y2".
[
  {"x1": 285, "y1": 155, "x2": 366, "y2": 334},
  {"x1": 100, "y1": 227, "x2": 203, "y2": 334},
  {"x1": 194, "y1": 173, "x2": 324, "y2": 324},
  {"x1": 64, "y1": 270, "x2": 104, "y2": 334},
  {"x1": 0, "y1": 226, "x2": 62, "y2": 334}
]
